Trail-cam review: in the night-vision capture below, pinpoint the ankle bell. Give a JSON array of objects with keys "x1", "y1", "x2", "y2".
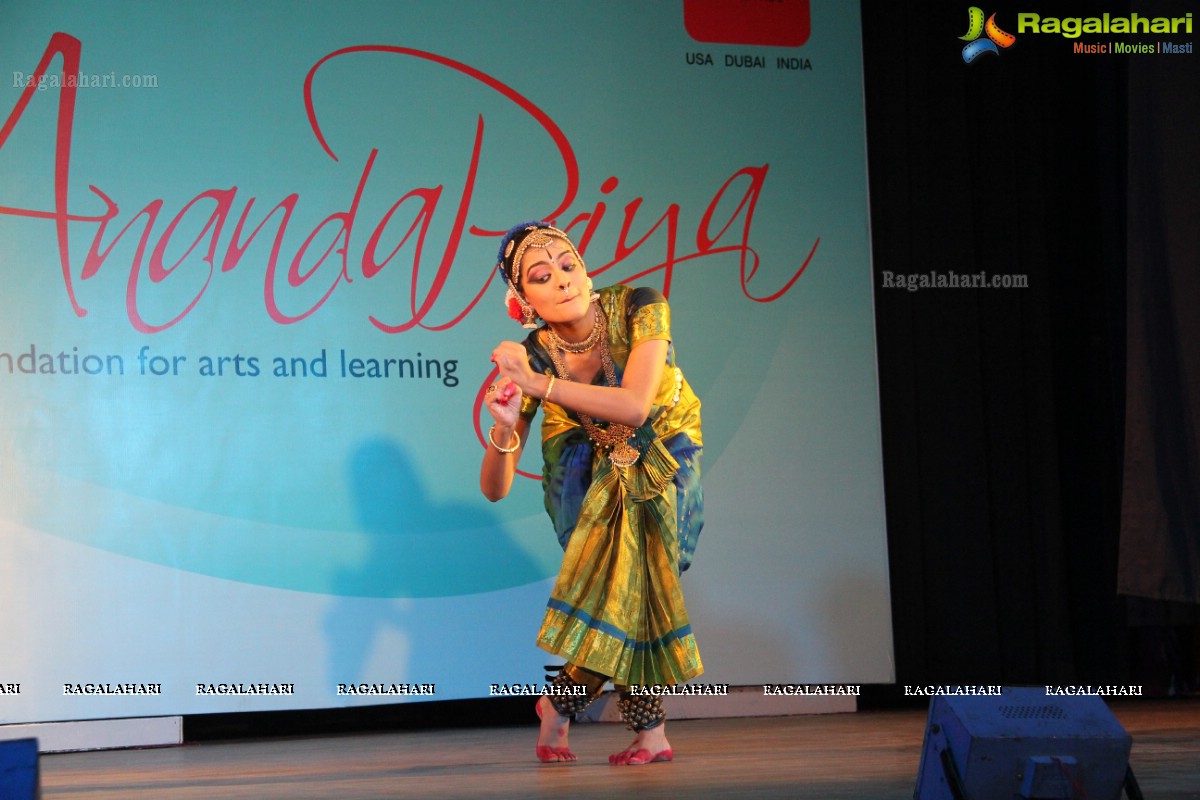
[{"x1": 616, "y1": 689, "x2": 666, "y2": 731}]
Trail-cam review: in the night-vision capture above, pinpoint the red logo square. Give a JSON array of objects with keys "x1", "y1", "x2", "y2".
[{"x1": 684, "y1": 0, "x2": 812, "y2": 47}]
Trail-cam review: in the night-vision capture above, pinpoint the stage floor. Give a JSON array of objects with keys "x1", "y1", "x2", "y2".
[{"x1": 38, "y1": 700, "x2": 1200, "y2": 799}]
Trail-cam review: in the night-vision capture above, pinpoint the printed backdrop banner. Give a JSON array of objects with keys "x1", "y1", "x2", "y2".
[{"x1": 0, "y1": 0, "x2": 890, "y2": 723}]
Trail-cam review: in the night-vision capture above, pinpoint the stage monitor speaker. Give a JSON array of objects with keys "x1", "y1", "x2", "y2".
[
  {"x1": 0, "y1": 737, "x2": 39, "y2": 800},
  {"x1": 914, "y1": 687, "x2": 1133, "y2": 800}
]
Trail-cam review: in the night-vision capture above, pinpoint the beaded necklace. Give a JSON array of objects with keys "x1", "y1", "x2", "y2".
[
  {"x1": 543, "y1": 303, "x2": 640, "y2": 468},
  {"x1": 542, "y1": 303, "x2": 603, "y2": 353}
]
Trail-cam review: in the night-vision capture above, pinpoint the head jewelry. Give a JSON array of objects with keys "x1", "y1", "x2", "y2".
[{"x1": 494, "y1": 221, "x2": 587, "y2": 328}]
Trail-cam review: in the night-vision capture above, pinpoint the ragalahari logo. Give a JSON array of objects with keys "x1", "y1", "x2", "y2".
[{"x1": 960, "y1": 7, "x2": 1017, "y2": 63}]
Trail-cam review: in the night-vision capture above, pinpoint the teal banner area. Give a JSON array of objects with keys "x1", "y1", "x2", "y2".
[{"x1": 1, "y1": 0, "x2": 890, "y2": 722}]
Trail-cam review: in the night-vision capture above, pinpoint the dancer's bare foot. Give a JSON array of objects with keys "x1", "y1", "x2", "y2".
[
  {"x1": 609, "y1": 722, "x2": 673, "y2": 765},
  {"x1": 535, "y1": 695, "x2": 576, "y2": 763}
]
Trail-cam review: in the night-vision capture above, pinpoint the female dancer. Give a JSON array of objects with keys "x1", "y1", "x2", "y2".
[{"x1": 480, "y1": 222, "x2": 704, "y2": 766}]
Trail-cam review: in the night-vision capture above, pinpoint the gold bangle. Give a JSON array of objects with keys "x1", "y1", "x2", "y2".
[
  {"x1": 544, "y1": 376, "x2": 556, "y2": 402},
  {"x1": 488, "y1": 424, "x2": 520, "y2": 454}
]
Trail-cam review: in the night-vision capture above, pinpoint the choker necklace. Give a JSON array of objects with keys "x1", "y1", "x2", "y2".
[
  {"x1": 543, "y1": 302, "x2": 602, "y2": 353},
  {"x1": 543, "y1": 303, "x2": 640, "y2": 468}
]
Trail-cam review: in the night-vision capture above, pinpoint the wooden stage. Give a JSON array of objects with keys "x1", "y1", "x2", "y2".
[{"x1": 39, "y1": 700, "x2": 1200, "y2": 799}]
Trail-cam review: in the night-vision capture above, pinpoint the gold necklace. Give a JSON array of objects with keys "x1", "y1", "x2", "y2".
[
  {"x1": 543, "y1": 303, "x2": 603, "y2": 353},
  {"x1": 543, "y1": 304, "x2": 640, "y2": 468}
]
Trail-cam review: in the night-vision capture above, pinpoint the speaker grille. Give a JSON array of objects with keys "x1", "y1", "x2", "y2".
[{"x1": 998, "y1": 704, "x2": 1068, "y2": 720}]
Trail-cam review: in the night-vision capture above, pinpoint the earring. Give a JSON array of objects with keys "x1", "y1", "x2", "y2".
[
  {"x1": 586, "y1": 276, "x2": 599, "y2": 302},
  {"x1": 506, "y1": 285, "x2": 540, "y2": 329}
]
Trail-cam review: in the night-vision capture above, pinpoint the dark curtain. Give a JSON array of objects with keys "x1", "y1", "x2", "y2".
[
  {"x1": 861, "y1": 3, "x2": 1151, "y2": 690},
  {"x1": 1113, "y1": 0, "x2": 1200, "y2": 696},
  {"x1": 1117, "y1": 8, "x2": 1200, "y2": 607}
]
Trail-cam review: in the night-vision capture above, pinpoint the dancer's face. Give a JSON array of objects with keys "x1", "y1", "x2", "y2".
[{"x1": 519, "y1": 240, "x2": 591, "y2": 325}]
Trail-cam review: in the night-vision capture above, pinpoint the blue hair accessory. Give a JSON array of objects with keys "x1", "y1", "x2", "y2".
[{"x1": 495, "y1": 220, "x2": 551, "y2": 279}]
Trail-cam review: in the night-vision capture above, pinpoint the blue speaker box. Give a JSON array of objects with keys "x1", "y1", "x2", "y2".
[
  {"x1": 914, "y1": 688, "x2": 1134, "y2": 800},
  {"x1": 0, "y1": 737, "x2": 39, "y2": 800}
]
